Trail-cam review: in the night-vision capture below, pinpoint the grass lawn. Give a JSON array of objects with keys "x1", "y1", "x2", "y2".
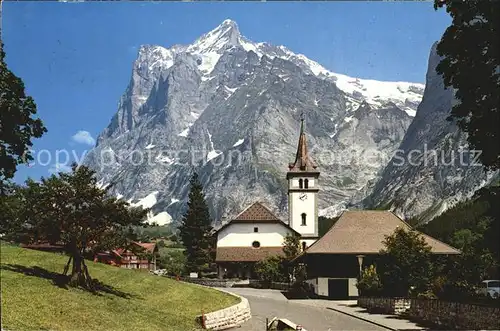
[{"x1": 0, "y1": 242, "x2": 239, "y2": 331}]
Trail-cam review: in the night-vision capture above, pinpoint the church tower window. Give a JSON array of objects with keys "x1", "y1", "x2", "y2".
[
  {"x1": 299, "y1": 178, "x2": 303, "y2": 189},
  {"x1": 304, "y1": 179, "x2": 309, "y2": 189},
  {"x1": 301, "y1": 213, "x2": 307, "y2": 226},
  {"x1": 252, "y1": 241, "x2": 260, "y2": 248}
]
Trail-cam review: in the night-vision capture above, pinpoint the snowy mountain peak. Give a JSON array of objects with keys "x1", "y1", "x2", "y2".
[{"x1": 188, "y1": 19, "x2": 241, "y2": 54}]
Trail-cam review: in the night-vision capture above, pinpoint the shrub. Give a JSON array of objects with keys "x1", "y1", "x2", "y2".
[
  {"x1": 356, "y1": 264, "x2": 382, "y2": 297},
  {"x1": 254, "y1": 256, "x2": 287, "y2": 284},
  {"x1": 378, "y1": 227, "x2": 434, "y2": 297}
]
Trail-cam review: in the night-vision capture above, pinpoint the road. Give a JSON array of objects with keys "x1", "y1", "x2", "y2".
[{"x1": 226, "y1": 288, "x2": 387, "y2": 331}]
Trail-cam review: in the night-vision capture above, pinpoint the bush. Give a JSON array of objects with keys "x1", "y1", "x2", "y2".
[
  {"x1": 378, "y1": 227, "x2": 434, "y2": 297},
  {"x1": 356, "y1": 264, "x2": 382, "y2": 297},
  {"x1": 254, "y1": 256, "x2": 288, "y2": 284},
  {"x1": 157, "y1": 249, "x2": 186, "y2": 276}
]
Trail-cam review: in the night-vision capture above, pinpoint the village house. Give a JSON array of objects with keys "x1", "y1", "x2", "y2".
[
  {"x1": 94, "y1": 242, "x2": 158, "y2": 271},
  {"x1": 295, "y1": 210, "x2": 460, "y2": 299}
]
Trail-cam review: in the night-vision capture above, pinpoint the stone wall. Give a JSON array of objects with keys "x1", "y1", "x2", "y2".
[
  {"x1": 197, "y1": 290, "x2": 251, "y2": 330},
  {"x1": 164, "y1": 276, "x2": 237, "y2": 288},
  {"x1": 358, "y1": 297, "x2": 411, "y2": 315},
  {"x1": 358, "y1": 297, "x2": 500, "y2": 330},
  {"x1": 409, "y1": 299, "x2": 500, "y2": 330},
  {"x1": 248, "y1": 280, "x2": 290, "y2": 291}
]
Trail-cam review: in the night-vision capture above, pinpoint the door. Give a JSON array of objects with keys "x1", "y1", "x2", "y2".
[{"x1": 328, "y1": 279, "x2": 349, "y2": 299}]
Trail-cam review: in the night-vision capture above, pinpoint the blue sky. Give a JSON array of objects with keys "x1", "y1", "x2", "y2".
[{"x1": 3, "y1": 1, "x2": 451, "y2": 183}]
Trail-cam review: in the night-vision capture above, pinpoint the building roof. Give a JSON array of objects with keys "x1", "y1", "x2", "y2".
[
  {"x1": 234, "y1": 202, "x2": 281, "y2": 222},
  {"x1": 215, "y1": 202, "x2": 300, "y2": 235},
  {"x1": 216, "y1": 246, "x2": 285, "y2": 262},
  {"x1": 109, "y1": 242, "x2": 157, "y2": 258},
  {"x1": 135, "y1": 242, "x2": 157, "y2": 253},
  {"x1": 288, "y1": 116, "x2": 318, "y2": 173},
  {"x1": 303, "y1": 210, "x2": 460, "y2": 255}
]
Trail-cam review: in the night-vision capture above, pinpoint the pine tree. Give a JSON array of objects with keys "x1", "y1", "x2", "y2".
[
  {"x1": 178, "y1": 172, "x2": 214, "y2": 273},
  {"x1": 12, "y1": 164, "x2": 149, "y2": 290},
  {"x1": 0, "y1": 43, "x2": 47, "y2": 191}
]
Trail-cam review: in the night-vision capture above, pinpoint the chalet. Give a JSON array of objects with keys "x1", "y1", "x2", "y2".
[
  {"x1": 295, "y1": 210, "x2": 460, "y2": 299},
  {"x1": 94, "y1": 242, "x2": 158, "y2": 271}
]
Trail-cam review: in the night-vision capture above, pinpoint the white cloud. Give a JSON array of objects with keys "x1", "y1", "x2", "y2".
[
  {"x1": 48, "y1": 163, "x2": 72, "y2": 174},
  {"x1": 71, "y1": 130, "x2": 95, "y2": 146}
]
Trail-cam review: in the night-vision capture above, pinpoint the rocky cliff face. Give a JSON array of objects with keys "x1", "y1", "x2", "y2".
[
  {"x1": 363, "y1": 42, "x2": 497, "y2": 223},
  {"x1": 84, "y1": 20, "x2": 431, "y2": 225}
]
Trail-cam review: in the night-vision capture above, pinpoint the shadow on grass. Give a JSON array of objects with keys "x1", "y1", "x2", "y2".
[{"x1": 0, "y1": 264, "x2": 137, "y2": 299}]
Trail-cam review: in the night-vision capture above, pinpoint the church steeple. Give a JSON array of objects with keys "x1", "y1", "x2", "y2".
[
  {"x1": 286, "y1": 112, "x2": 320, "y2": 244},
  {"x1": 288, "y1": 113, "x2": 318, "y2": 172}
]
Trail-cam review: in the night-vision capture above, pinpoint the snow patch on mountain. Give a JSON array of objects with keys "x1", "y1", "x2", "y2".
[
  {"x1": 147, "y1": 211, "x2": 173, "y2": 226},
  {"x1": 206, "y1": 131, "x2": 222, "y2": 162},
  {"x1": 131, "y1": 191, "x2": 159, "y2": 209},
  {"x1": 233, "y1": 138, "x2": 245, "y2": 147},
  {"x1": 169, "y1": 198, "x2": 180, "y2": 206}
]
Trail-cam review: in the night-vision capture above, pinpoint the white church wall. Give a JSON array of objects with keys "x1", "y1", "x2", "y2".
[{"x1": 217, "y1": 223, "x2": 293, "y2": 247}]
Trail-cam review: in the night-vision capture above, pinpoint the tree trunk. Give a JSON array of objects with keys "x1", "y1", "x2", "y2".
[{"x1": 69, "y1": 251, "x2": 93, "y2": 290}]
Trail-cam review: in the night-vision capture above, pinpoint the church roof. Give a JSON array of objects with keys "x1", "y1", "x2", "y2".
[
  {"x1": 216, "y1": 246, "x2": 284, "y2": 262},
  {"x1": 302, "y1": 210, "x2": 460, "y2": 255},
  {"x1": 234, "y1": 202, "x2": 280, "y2": 222},
  {"x1": 214, "y1": 202, "x2": 300, "y2": 235},
  {"x1": 288, "y1": 116, "x2": 318, "y2": 173}
]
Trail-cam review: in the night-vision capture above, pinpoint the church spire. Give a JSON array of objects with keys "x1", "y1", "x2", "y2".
[{"x1": 288, "y1": 113, "x2": 317, "y2": 172}]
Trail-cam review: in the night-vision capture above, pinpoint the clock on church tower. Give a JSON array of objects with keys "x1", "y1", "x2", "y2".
[{"x1": 287, "y1": 114, "x2": 320, "y2": 248}]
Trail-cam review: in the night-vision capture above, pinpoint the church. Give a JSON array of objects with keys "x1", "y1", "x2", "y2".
[
  {"x1": 215, "y1": 117, "x2": 320, "y2": 279},
  {"x1": 215, "y1": 117, "x2": 460, "y2": 298}
]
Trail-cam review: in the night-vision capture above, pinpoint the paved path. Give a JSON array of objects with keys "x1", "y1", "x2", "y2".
[
  {"x1": 291, "y1": 299, "x2": 425, "y2": 331},
  {"x1": 226, "y1": 288, "x2": 387, "y2": 331}
]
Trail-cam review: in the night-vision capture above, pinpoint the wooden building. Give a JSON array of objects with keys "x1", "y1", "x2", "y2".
[
  {"x1": 94, "y1": 242, "x2": 158, "y2": 271},
  {"x1": 296, "y1": 210, "x2": 460, "y2": 299}
]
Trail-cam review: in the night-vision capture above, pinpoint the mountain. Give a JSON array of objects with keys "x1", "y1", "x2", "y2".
[
  {"x1": 83, "y1": 19, "x2": 429, "y2": 226},
  {"x1": 363, "y1": 42, "x2": 498, "y2": 224}
]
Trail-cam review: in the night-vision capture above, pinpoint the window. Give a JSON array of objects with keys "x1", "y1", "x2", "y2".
[
  {"x1": 254, "y1": 227, "x2": 258, "y2": 233},
  {"x1": 302, "y1": 242, "x2": 307, "y2": 251},
  {"x1": 298, "y1": 178, "x2": 303, "y2": 189},
  {"x1": 252, "y1": 241, "x2": 261, "y2": 248},
  {"x1": 304, "y1": 179, "x2": 309, "y2": 189},
  {"x1": 489, "y1": 281, "x2": 500, "y2": 288},
  {"x1": 301, "y1": 213, "x2": 307, "y2": 226}
]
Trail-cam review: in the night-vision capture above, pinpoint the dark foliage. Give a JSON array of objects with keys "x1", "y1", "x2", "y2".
[
  {"x1": 0, "y1": 43, "x2": 47, "y2": 191},
  {"x1": 318, "y1": 216, "x2": 339, "y2": 237},
  {"x1": 435, "y1": 0, "x2": 500, "y2": 170},
  {"x1": 378, "y1": 227, "x2": 434, "y2": 297},
  {"x1": 178, "y1": 172, "x2": 214, "y2": 273}
]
